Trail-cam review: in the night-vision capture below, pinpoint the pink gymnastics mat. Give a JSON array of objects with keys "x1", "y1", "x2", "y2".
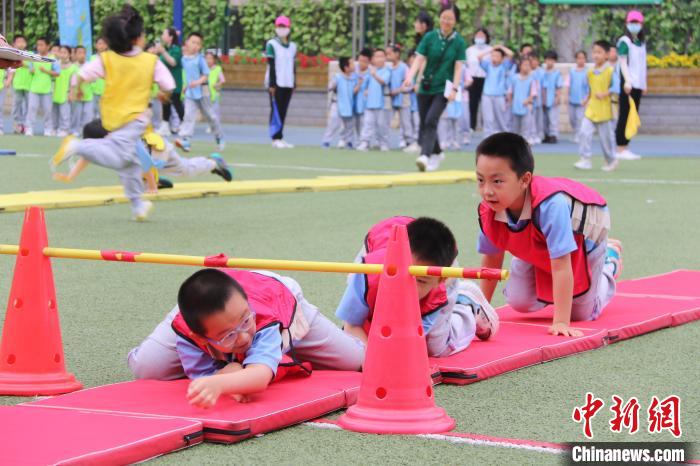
[
  {"x1": 0, "y1": 405, "x2": 202, "y2": 465},
  {"x1": 27, "y1": 370, "x2": 362, "y2": 444},
  {"x1": 434, "y1": 270, "x2": 700, "y2": 384}
]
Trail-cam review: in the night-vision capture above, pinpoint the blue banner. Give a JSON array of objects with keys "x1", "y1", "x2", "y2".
[{"x1": 57, "y1": 0, "x2": 92, "y2": 56}]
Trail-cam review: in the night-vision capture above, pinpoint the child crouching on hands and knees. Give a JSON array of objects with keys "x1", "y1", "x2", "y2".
[
  {"x1": 127, "y1": 268, "x2": 365, "y2": 409},
  {"x1": 475, "y1": 132, "x2": 622, "y2": 337}
]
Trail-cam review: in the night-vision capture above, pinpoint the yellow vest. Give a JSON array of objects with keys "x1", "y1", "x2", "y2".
[
  {"x1": 584, "y1": 66, "x2": 613, "y2": 123},
  {"x1": 100, "y1": 50, "x2": 157, "y2": 131}
]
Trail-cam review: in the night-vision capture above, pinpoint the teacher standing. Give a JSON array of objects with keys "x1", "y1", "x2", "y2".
[
  {"x1": 404, "y1": 2, "x2": 465, "y2": 172},
  {"x1": 615, "y1": 10, "x2": 647, "y2": 161}
]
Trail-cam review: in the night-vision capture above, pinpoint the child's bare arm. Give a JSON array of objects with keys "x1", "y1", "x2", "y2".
[
  {"x1": 480, "y1": 252, "x2": 505, "y2": 302},
  {"x1": 343, "y1": 322, "x2": 368, "y2": 344},
  {"x1": 549, "y1": 254, "x2": 582, "y2": 337},
  {"x1": 186, "y1": 363, "x2": 273, "y2": 409},
  {"x1": 53, "y1": 157, "x2": 89, "y2": 182},
  {"x1": 144, "y1": 170, "x2": 158, "y2": 194}
]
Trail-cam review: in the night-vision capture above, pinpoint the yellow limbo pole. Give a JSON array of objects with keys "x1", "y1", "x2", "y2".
[{"x1": 0, "y1": 244, "x2": 509, "y2": 281}]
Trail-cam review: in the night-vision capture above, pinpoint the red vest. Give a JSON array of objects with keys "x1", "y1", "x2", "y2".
[
  {"x1": 478, "y1": 176, "x2": 607, "y2": 303},
  {"x1": 364, "y1": 216, "x2": 415, "y2": 253},
  {"x1": 363, "y1": 248, "x2": 448, "y2": 325},
  {"x1": 171, "y1": 269, "x2": 311, "y2": 381}
]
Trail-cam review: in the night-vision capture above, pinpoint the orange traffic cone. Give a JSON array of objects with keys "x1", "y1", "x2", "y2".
[
  {"x1": 338, "y1": 224, "x2": 455, "y2": 434},
  {"x1": 0, "y1": 207, "x2": 82, "y2": 395}
]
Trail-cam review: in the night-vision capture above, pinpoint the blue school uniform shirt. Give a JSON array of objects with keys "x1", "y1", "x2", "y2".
[
  {"x1": 610, "y1": 62, "x2": 621, "y2": 94},
  {"x1": 182, "y1": 53, "x2": 210, "y2": 100},
  {"x1": 531, "y1": 68, "x2": 544, "y2": 108},
  {"x1": 354, "y1": 69, "x2": 370, "y2": 114},
  {"x1": 176, "y1": 325, "x2": 283, "y2": 379},
  {"x1": 480, "y1": 57, "x2": 511, "y2": 97},
  {"x1": 541, "y1": 68, "x2": 564, "y2": 108},
  {"x1": 477, "y1": 193, "x2": 606, "y2": 259},
  {"x1": 389, "y1": 62, "x2": 408, "y2": 108},
  {"x1": 336, "y1": 272, "x2": 442, "y2": 334},
  {"x1": 568, "y1": 67, "x2": 589, "y2": 105},
  {"x1": 335, "y1": 73, "x2": 357, "y2": 118},
  {"x1": 509, "y1": 73, "x2": 536, "y2": 116},
  {"x1": 365, "y1": 66, "x2": 390, "y2": 110}
]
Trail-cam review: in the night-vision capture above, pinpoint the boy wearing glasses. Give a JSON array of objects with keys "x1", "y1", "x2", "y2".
[{"x1": 127, "y1": 268, "x2": 365, "y2": 408}]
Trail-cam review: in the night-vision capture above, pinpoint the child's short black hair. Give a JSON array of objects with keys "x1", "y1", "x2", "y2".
[
  {"x1": 178, "y1": 269, "x2": 248, "y2": 336},
  {"x1": 13, "y1": 34, "x2": 26, "y2": 42},
  {"x1": 492, "y1": 48, "x2": 505, "y2": 58},
  {"x1": 372, "y1": 47, "x2": 386, "y2": 57},
  {"x1": 338, "y1": 56, "x2": 351, "y2": 72},
  {"x1": 75, "y1": 45, "x2": 86, "y2": 51},
  {"x1": 359, "y1": 47, "x2": 372, "y2": 59},
  {"x1": 407, "y1": 217, "x2": 458, "y2": 267},
  {"x1": 593, "y1": 40, "x2": 611, "y2": 52},
  {"x1": 82, "y1": 119, "x2": 109, "y2": 139},
  {"x1": 60, "y1": 45, "x2": 72, "y2": 54},
  {"x1": 103, "y1": 4, "x2": 144, "y2": 54},
  {"x1": 476, "y1": 132, "x2": 535, "y2": 177},
  {"x1": 520, "y1": 43, "x2": 533, "y2": 52},
  {"x1": 36, "y1": 36, "x2": 50, "y2": 45},
  {"x1": 544, "y1": 50, "x2": 558, "y2": 61},
  {"x1": 575, "y1": 50, "x2": 587, "y2": 59},
  {"x1": 188, "y1": 31, "x2": 204, "y2": 41}
]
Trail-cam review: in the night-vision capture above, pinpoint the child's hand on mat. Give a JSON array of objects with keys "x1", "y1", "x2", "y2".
[
  {"x1": 549, "y1": 322, "x2": 583, "y2": 338},
  {"x1": 230, "y1": 393, "x2": 252, "y2": 403},
  {"x1": 187, "y1": 376, "x2": 222, "y2": 409}
]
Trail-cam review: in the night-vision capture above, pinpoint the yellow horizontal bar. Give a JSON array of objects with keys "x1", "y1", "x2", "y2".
[{"x1": 0, "y1": 244, "x2": 508, "y2": 281}]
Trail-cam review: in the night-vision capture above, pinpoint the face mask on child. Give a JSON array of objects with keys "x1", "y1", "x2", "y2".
[
  {"x1": 474, "y1": 37, "x2": 486, "y2": 46},
  {"x1": 276, "y1": 27, "x2": 290, "y2": 39},
  {"x1": 626, "y1": 23, "x2": 642, "y2": 35}
]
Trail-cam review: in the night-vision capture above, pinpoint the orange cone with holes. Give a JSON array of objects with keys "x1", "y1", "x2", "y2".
[
  {"x1": 0, "y1": 207, "x2": 82, "y2": 395},
  {"x1": 338, "y1": 224, "x2": 455, "y2": 434}
]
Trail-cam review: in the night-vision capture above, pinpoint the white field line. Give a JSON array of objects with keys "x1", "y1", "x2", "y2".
[{"x1": 302, "y1": 421, "x2": 565, "y2": 455}]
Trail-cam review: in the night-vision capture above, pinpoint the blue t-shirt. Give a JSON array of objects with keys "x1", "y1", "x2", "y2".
[
  {"x1": 568, "y1": 67, "x2": 590, "y2": 105},
  {"x1": 410, "y1": 91, "x2": 418, "y2": 112},
  {"x1": 477, "y1": 193, "x2": 602, "y2": 259},
  {"x1": 480, "y1": 57, "x2": 511, "y2": 96},
  {"x1": 541, "y1": 68, "x2": 564, "y2": 108},
  {"x1": 175, "y1": 324, "x2": 283, "y2": 379},
  {"x1": 365, "y1": 66, "x2": 390, "y2": 110},
  {"x1": 389, "y1": 62, "x2": 408, "y2": 108},
  {"x1": 336, "y1": 272, "x2": 442, "y2": 333},
  {"x1": 182, "y1": 53, "x2": 210, "y2": 100},
  {"x1": 509, "y1": 74, "x2": 536, "y2": 116},
  {"x1": 335, "y1": 73, "x2": 357, "y2": 118},
  {"x1": 354, "y1": 69, "x2": 370, "y2": 114},
  {"x1": 531, "y1": 68, "x2": 545, "y2": 108}
]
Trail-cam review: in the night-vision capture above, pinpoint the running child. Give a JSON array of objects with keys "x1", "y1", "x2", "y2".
[
  {"x1": 127, "y1": 268, "x2": 366, "y2": 407},
  {"x1": 50, "y1": 4, "x2": 175, "y2": 221},
  {"x1": 475, "y1": 132, "x2": 622, "y2": 337},
  {"x1": 336, "y1": 216, "x2": 499, "y2": 357}
]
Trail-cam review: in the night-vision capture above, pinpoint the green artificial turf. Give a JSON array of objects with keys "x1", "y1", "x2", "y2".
[{"x1": 0, "y1": 134, "x2": 698, "y2": 463}]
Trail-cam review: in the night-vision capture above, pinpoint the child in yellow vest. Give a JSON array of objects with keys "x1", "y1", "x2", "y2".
[
  {"x1": 48, "y1": 45, "x2": 76, "y2": 137},
  {"x1": 574, "y1": 40, "x2": 618, "y2": 172},
  {"x1": 50, "y1": 4, "x2": 175, "y2": 221},
  {"x1": 205, "y1": 52, "x2": 225, "y2": 134},
  {"x1": 25, "y1": 37, "x2": 59, "y2": 136}
]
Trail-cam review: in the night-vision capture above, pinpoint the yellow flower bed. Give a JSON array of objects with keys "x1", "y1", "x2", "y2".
[{"x1": 647, "y1": 53, "x2": 700, "y2": 69}]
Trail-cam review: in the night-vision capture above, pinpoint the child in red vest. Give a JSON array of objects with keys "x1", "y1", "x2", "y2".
[
  {"x1": 127, "y1": 268, "x2": 364, "y2": 408},
  {"x1": 475, "y1": 132, "x2": 622, "y2": 337},
  {"x1": 337, "y1": 216, "x2": 499, "y2": 357}
]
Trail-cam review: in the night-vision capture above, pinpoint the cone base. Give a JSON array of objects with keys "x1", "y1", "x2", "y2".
[
  {"x1": 338, "y1": 403, "x2": 456, "y2": 434},
  {"x1": 0, "y1": 371, "x2": 82, "y2": 396}
]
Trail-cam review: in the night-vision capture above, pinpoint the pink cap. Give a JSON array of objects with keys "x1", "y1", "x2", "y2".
[
  {"x1": 275, "y1": 16, "x2": 291, "y2": 27},
  {"x1": 626, "y1": 10, "x2": 644, "y2": 23}
]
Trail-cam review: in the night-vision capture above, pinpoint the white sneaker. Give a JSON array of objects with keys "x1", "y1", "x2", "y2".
[
  {"x1": 460, "y1": 280, "x2": 499, "y2": 340},
  {"x1": 617, "y1": 149, "x2": 641, "y2": 160},
  {"x1": 415, "y1": 155, "x2": 430, "y2": 172},
  {"x1": 451, "y1": 141, "x2": 460, "y2": 151},
  {"x1": 403, "y1": 142, "x2": 420, "y2": 153},
  {"x1": 280, "y1": 140, "x2": 295, "y2": 149},
  {"x1": 574, "y1": 158, "x2": 592, "y2": 170},
  {"x1": 601, "y1": 159, "x2": 619, "y2": 172},
  {"x1": 398, "y1": 140, "x2": 407, "y2": 149},
  {"x1": 356, "y1": 142, "x2": 369, "y2": 152},
  {"x1": 45, "y1": 129, "x2": 56, "y2": 137},
  {"x1": 132, "y1": 200, "x2": 153, "y2": 222},
  {"x1": 379, "y1": 145, "x2": 390, "y2": 152},
  {"x1": 25, "y1": 128, "x2": 33, "y2": 136},
  {"x1": 56, "y1": 130, "x2": 68, "y2": 137},
  {"x1": 426, "y1": 153, "x2": 444, "y2": 171},
  {"x1": 205, "y1": 127, "x2": 212, "y2": 134},
  {"x1": 336, "y1": 139, "x2": 346, "y2": 149},
  {"x1": 272, "y1": 139, "x2": 286, "y2": 149}
]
